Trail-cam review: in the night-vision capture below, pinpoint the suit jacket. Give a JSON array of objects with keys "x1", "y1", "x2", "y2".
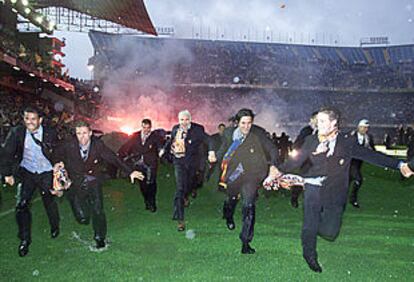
[
  {"x1": 165, "y1": 122, "x2": 210, "y2": 165},
  {"x1": 210, "y1": 132, "x2": 224, "y2": 152},
  {"x1": 217, "y1": 125, "x2": 279, "y2": 182},
  {"x1": 118, "y1": 130, "x2": 164, "y2": 170},
  {"x1": 54, "y1": 136, "x2": 133, "y2": 186},
  {"x1": 279, "y1": 132, "x2": 400, "y2": 207},
  {"x1": 293, "y1": 125, "x2": 314, "y2": 150},
  {"x1": 350, "y1": 130, "x2": 376, "y2": 169},
  {"x1": 350, "y1": 131, "x2": 376, "y2": 150},
  {"x1": 293, "y1": 125, "x2": 316, "y2": 174},
  {"x1": 0, "y1": 125, "x2": 58, "y2": 176}
]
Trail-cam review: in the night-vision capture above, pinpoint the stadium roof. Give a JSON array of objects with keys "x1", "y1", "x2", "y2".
[{"x1": 33, "y1": 0, "x2": 157, "y2": 35}]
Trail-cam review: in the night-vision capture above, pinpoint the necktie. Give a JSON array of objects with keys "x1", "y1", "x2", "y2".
[
  {"x1": 142, "y1": 134, "x2": 148, "y2": 145},
  {"x1": 30, "y1": 132, "x2": 42, "y2": 147},
  {"x1": 81, "y1": 149, "x2": 88, "y2": 161}
]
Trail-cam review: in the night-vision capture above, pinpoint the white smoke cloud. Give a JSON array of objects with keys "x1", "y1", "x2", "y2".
[{"x1": 94, "y1": 33, "x2": 296, "y2": 135}]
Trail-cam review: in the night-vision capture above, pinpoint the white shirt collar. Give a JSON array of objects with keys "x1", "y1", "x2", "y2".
[
  {"x1": 28, "y1": 124, "x2": 43, "y2": 137},
  {"x1": 80, "y1": 140, "x2": 91, "y2": 151}
]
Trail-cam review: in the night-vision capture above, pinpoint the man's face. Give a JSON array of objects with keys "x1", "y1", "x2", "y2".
[
  {"x1": 358, "y1": 126, "x2": 369, "y2": 135},
  {"x1": 23, "y1": 112, "x2": 42, "y2": 132},
  {"x1": 317, "y1": 112, "x2": 337, "y2": 136},
  {"x1": 76, "y1": 126, "x2": 92, "y2": 146},
  {"x1": 142, "y1": 123, "x2": 151, "y2": 135},
  {"x1": 179, "y1": 114, "x2": 191, "y2": 129},
  {"x1": 238, "y1": 116, "x2": 253, "y2": 136},
  {"x1": 218, "y1": 125, "x2": 225, "y2": 135}
]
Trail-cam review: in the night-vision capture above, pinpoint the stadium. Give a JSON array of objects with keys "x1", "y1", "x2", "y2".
[{"x1": 1, "y1": 0, "x2": 414, "y2": 280}]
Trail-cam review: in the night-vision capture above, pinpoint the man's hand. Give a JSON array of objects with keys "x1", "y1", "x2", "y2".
[
  {"x1": 268, "y1": 166, "x2": 282, "y2": 179},
  {"x1": 5, "y1": 175, "x2": 15, "y2": 186},
  {"x1": 50, "y1": 190, "x2": 64, "y2": 197},
  {"x1": 53, "y1": 162, "x2": 65, "y2": 173},
  {"x1": 400, "y1": 163, "x2": 414, "y2": 178},
  {"x1": 158, "y1": 149, "x2": 165, "y2": 158},
  {"x1": 130, "y1": 171, "x2": 145, "y2": 183},
  {"x1": 208, "y1": 151, "x2": 217, "y2": 163}
]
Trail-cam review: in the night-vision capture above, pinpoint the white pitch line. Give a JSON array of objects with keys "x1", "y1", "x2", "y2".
[{"x1": 0, "y1": 197, "x2": 41, "y2": 218}]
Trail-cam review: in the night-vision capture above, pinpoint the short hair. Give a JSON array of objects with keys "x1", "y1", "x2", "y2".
[
  {"x1": 235, "y1": 108, "x2": 255, "y2": 122},
  {"x1": 142, "y1": 118, "x2": 152, "y2": 126},
  {"x1": 23, "y1": 106, "x2": 42, "y2": 117},
  {"x1": 74, "y1": 120, "x2": 92, "y2": 130},
  {"x1": 318, "y1": 107, "x2": 341, "y2": 125},
  {"x1": 218, "y1": 123, "x2": 225, "y2": 128},
  {"x1": 311, "y1": 111, "x2": 319, "y2": 118},
  {"x1": 178, "y1": 110, "x2": 191, "y2": 121},
  {"x1": 228, "y1": 115, "x2": 237, "y2": 123}
]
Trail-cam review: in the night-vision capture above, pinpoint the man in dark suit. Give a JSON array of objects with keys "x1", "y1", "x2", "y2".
[
  {"x1": 118, "y1": 119, "x2": 164, "y2": 212},
  {"x1": 1, "y1": 106, "x2": 60, "y2": 257},
  {"x1": 277, "y1": 132, "x2": 291, "y2": 163},
  {"x1": 293, "y1": 112, "x2": 318, "y2": 150},
  {"x1": 160, "y1": 110, "x2": 212, "y2": 231},
  {"x1": 278, "y1": 107, "x2": 411, "y2": 272},
  {"x1": 210, "y1": 123, "x2": 226, "y2": 151},
  {"x1": 209, "y1": 108, "x2": 279, "y2": 254},
  {"x1": 206, "y1": 123, "x2": 226, "y2": 181},
  {"x1": 290, "y1": 112, "x2": 318, "y2": 208},
  {"x1": 348, "y1": 119, "x2": 376, "y2": 208},
  {"x1": 53, "y1": 121, "x2": 143, "y2": 249}
]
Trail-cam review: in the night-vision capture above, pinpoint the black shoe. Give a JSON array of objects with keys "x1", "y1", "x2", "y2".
[
  {"x1": 79, "y1": 217, "x2": 89, "y2": 225},
  {"x1": 177, "y1": 221, "x2": 185, "y2": 232},
  {"x1": 291, "y1": 198, "x2": 299, "y2": 208},
  {"x1": 149, "y1": 205, "x2": 157, "y2": 213},
  {"x1": 18, "y1": 240, "x2": 30, "y2": 257},
  {"x1": 241, "y1": 243, "x2": 256, "y2": 254},
  {"x1": 304, "y1": 256, "x2": 322, "y2": 273},
  {"x1": 96, "y1": 239, "x2": 106, "y2": 249},
  {"x1": 145, "y1": 202, "x2": 150, "y2": 210},
  {"x1": 51, "y1": 228, "x2": 60, "y2": 239},
  {"x1": 226, "y1": 218, "x2": 235, "y2": 230},
  {"x1": 191, "y1": 190, "x2": 197, "y2": 199},
  {"x1": 350, "y1": 201, "x2": 360, "y2": 208}
]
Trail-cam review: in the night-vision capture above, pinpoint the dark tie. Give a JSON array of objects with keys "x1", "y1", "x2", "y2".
[
  {"x1": 81, "y1": 149, "x2": 88, "y2": 161},
  {"x1": 30, "y1": 132, "x2": 42, "y2": 147}
]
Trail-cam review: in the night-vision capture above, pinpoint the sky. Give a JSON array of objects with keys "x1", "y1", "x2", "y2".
[{"x1": 55, "y1": 0, "x2": 414, "y2": 79}]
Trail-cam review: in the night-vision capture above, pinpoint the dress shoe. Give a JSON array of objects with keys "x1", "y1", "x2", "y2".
[
  {"x1": 149, "y1": 205, "x2": 157, "y2": 213},
  {"x1": 51, "y1": 228, "x2": 60, "y2": 239},
  {"x1": 145, "y1": 202, "x2": 150, "y2": 210},
  {"x1": 18, "y1": 240, "x2": 30, "y2": 257},
  {"x1": 177, "y1": 221, "x2": 185, "y2": 232},
  {"x1": 241, "y1": 243, "x2": 256, "y2": 254},
  {"x1": 96, "y1": 239, "x2": 106, "y2": 249},
  {"x1": 350, "y1": 201, "x2": 360, "y2": 208},
  {"x1": 304, "y1": 256, "x2": 322, "y2": 273},
  {"x1": 226, "y1": 218, "x2": 235, "y2": 230}
]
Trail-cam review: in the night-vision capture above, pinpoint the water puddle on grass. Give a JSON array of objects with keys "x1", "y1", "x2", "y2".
[{"x1": 70, "y1": 231, "x2": 111, "y2": 253}]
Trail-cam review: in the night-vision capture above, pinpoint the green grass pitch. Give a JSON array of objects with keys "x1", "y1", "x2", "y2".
[{"x1": 0, "y1": 164, "x2": 413, "y2": 281}]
